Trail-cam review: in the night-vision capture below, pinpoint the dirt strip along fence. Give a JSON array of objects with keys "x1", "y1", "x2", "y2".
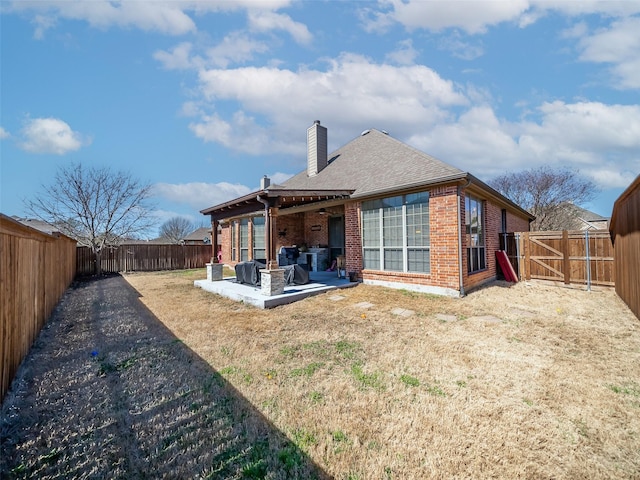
[
  {"x1": 500, "y1": 230, "x2": 614, "y2": 289},
  {"x1": 76, "y1": 244, "x2": 213, "y2": 276},
  {"x1": 1, "y1": 214, "x2": 77, "y2": 401}
]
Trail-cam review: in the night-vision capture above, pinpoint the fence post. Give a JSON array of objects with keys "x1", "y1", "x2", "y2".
[
  {"x1": 515, "y1": 233, "x2": 521, "y2": 281},
  {"x1": 585, "y1": 229, "x2": 591, "y2": 291},
  {"x1": 562, "y1": 230, "x2": 571, "y2": 285}
]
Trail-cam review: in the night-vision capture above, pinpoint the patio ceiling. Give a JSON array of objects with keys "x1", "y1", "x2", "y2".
[{"x1": 201, "y1": 188, "x2": 353, "y2": 221}]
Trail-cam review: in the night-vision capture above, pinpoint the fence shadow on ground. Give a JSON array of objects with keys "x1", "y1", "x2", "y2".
[{"x1": 0, "y1": 275, "x2": 330, "y2": 479}]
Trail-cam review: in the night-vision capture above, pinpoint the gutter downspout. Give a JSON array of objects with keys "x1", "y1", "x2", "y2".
[
  {"x1": 257, "y1": 194, "x2": 273, "y2": 268},
  {"x1": 457, "y1": 178, "x2": 472, "y2": 297}
]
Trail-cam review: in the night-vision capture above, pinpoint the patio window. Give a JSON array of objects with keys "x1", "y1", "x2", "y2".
[
  {"x1": 252, "y1": 216, "x2": 265, "y2": 261},
  {"x1": 362, "y1": 191, "x2": 430, "y2": 273},
  {"x1": 231, "y1": 221, "x2": 236, "y2": 261},
  {"x1": 240, "y1": 219, "x2": 249, "y2": 262},
  {"x1": 466, "y1": 194, "x2": 486, "y2": 273}
]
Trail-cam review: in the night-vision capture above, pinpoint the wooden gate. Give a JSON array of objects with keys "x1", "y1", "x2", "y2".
[{"x1": 503, "y1": 230, "x2": 614, "y2": 287}]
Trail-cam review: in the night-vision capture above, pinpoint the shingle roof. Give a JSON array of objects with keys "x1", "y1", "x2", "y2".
[
  {"x1": 182, "y1": 227, "x2": 212, "y2": 242},
  {"x1": 14, "y1": 217, "x2": 60, "y2": 235},
  {"x1": 282, "y1": 129, "x2": 466, "y2": 198}
]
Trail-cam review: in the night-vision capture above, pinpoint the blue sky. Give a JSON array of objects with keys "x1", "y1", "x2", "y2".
[{"x1": 1, "y1": 1, "x2": 639, "y2": 237}]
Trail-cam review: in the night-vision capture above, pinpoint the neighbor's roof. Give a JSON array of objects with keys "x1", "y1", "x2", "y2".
[
  {"x1": 571, "y1": 204, "x2": 609, "y2": 222},
  {"x1": 14, "y1": 217, "x2": 60, "y2": 235},
  {"x1": 283, "y1": 129, "x2": 466, "y2": 198},
  {"x1": 182, "y1": 227, "x2": 212, "y2": 242}
]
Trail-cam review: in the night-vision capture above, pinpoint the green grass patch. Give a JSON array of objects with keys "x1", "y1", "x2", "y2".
[
  {"x1": 279, "y1": 345, "x2": 300, "y2": 358},
  {"x1": 308, "y1": 391, "x2": 324, "y2": 404},
  {"x1": 278, "y1": 445, "x2": 304, "y2": 471},
  {"x1": 292, "y1": 427, "x2": 318, "y2": 450},
  {"x1": 291, "y1": 362, "x2": 324, "y2": 378},
  {"x1": 332, "y1": 430, "x2": 351, "y2": 453},
  {"x1": 608, "y1": 383, "x2": 640, "y2": 396},
  {"x1": 335, "y1": 340, "x2": 360, "y2": 360},
  {"x1": 400, "y1": 374, "x2": 420, "y2": 387},
  {"x1": 351, "y1": 363, "x2": 385, "y2": 391},
  {"x1": 426, "y1": 384, "x2": 446, "y2": 397},
  {"x1": 220, "y1": 365, "x2": 240, "y2": 376}
]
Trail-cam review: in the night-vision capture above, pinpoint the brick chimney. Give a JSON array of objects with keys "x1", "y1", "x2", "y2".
[{"x1": 307, "y1": 120, "x2": 327, "y2": 177}]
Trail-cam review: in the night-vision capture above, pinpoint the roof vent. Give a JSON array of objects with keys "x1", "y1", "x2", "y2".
[{"x1": 360, "y1": 129, "x2": 370, "y2": 136}]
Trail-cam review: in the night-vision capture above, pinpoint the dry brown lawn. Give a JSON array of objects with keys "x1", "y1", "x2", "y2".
[{"x1": 121, "y1": 270, "x2": 640, "y2": 479}]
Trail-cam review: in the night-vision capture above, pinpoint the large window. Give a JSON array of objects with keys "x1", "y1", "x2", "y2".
[
  {"x1": 362, "y1": 192, "x2": 430, "y2": 273},
  {"x1": 466, "y1": 194, "x2": 486, "y2": 273},
  {"x1": 231, "y1": 221, "x2": 237, "y2": 261},
  {"x1": 239, "y1": 219, "x2": 249, "y2": 262},
  {"x1": 252, "y1": 216, "x2": 265, "y2": 260}
]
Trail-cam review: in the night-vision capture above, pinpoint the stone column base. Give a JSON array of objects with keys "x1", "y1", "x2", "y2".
[
  {"x1": 260, "y1": 268, "x2": 285, "y2": 296},
  {"x1": 206, "y1": 263, "x2": 223, "y2": 281}
]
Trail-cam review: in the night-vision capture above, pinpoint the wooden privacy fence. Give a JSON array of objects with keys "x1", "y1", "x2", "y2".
[
  {"x1": 1, "y1": 214, "x2": 76, "y2": 401},
  {"x1": 610, "y1": 175, "x2": 640, "y2": 320},
  {"x1": 76, "y1": 244, "x2": 213, "y2": 275},
  {"x1": 500, "y1": 230, "x2": 614, "y2": 288}
]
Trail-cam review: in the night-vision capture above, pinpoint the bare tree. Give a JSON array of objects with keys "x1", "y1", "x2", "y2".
[
  {"x1": 26, "y1": 163, "x2": 154, "y2": 274},
  {"x1": 159, "y1": 217, "x2": 194, "y2": 244},
  {"x1": 489, "y1": 166, "x2": 597, "y2": 231}
]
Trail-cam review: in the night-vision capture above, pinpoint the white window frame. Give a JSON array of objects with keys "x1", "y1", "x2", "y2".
[{"x1": 361, "y1": 192, "x2": 430, "y2": 273}]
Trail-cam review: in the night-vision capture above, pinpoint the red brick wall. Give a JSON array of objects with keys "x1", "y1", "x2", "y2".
[
  {"x1": 345, "y1": 202, "x2": 362, "y2": 276},
  {"x1": 304, "y1": 212, "x2": 329, "y2": 248},
  {"x1": 507, "y1": 211, "x2": 531, "y2": 233},
  {"x1": 219, "y1": 222, "x2": 231, "y2": 263},
  {"x1": 272, "y1": 213, "x2": 305, "y2": 252},
  {"x1": 428, "y1": 186, "x2": 462, "y2": 290}
]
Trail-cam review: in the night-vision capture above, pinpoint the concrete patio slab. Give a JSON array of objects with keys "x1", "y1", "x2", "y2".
[
  {"x1": 194, "y1": 271, "x2": 358, "y2": 309},
  {"x1": 391, "y1": 307, "x2": 415, "y2": 317},
  {"x1": 353, "y1": 302, "x2": 375, "y2": 309}
]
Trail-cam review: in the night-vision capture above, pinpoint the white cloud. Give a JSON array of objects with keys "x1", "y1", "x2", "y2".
[
  {"x1": 575, "y1": 16, "x2": 640, "y2": 89},
  {"x1": 8, "y1": 0, "x2": 295, "y2": 37},
  {"x1": 0, "y1": 127, "x2": 10, "y2": 140},
  {"x1": 410, "y1": 101, "x2": 640, "y2": 190},
  {"x1": 206, "y1": 32, "x2": 270, "y2": 68},
  {"x1": 372, "y1": 0, "x2": 530, "y2": 34},
  {"x1": 19, "y1": 117, "x2": 90, "y2": 155},
  {"x1": 153, "y1": 42, "x2": 200, "y2": 70},
  {"x1": 152, "y1": 181, "x2": 252, "y2": 210},
  {"x1": 247, "y1": 10, "x2": 312, "y2": 44},
  {"x1": 438, "y1": 32, "x2": 484, "y2": 60},
  {"x1": 190, "y1": 54, "x2": 467, "y2": 154},
  {"x1": 385, "y1": 39, "x2": 419, "y2": 65},
  {"x1": 154, "y1": 32, "x2": 272, "y2": 71},
  {"x1": 365, "y1": 0, "x2": 640, "y2": 35}
]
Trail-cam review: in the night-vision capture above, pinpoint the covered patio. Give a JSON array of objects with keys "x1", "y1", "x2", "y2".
[{"x1": 194, "y1": 270, "x2": 358, "y2": 309}]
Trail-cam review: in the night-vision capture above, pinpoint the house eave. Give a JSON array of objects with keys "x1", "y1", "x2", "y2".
[{"x1": 201, "y1": 188, "x2": 354, "y2": 219}]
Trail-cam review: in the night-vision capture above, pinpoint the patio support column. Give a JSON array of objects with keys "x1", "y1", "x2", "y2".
[
  {"x1": 269, "y1": 207, "x2": 279, "y2": 269},
  {"x1": 258, "y1": 195, "x2": 278, "y2": 269},
  {"x1": 211, "y1": 218, "x2": 219, "y2": 263}
]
